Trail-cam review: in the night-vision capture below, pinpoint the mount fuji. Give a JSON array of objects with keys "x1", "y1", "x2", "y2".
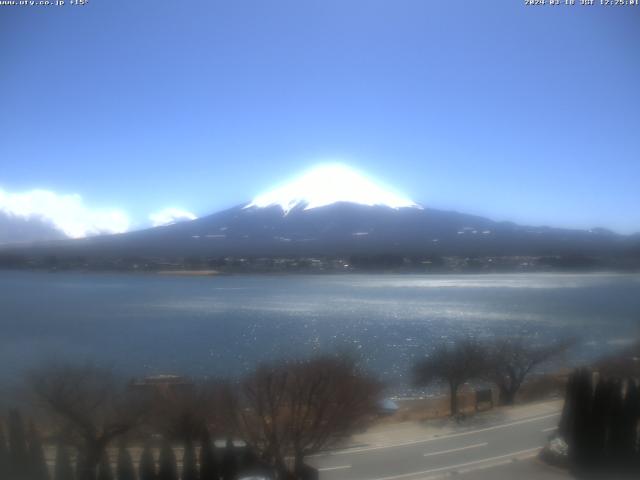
[
  {"x1": 244, "y1": 164, "x2": 422, "y2": 214},
  {"x1": 0, "y1": 164, "x2": 638, "y2": 265}
]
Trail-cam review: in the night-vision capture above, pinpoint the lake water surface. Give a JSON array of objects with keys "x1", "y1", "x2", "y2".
[{"x1": 1, "y1": 271, "x2": 639, "y2": 393}]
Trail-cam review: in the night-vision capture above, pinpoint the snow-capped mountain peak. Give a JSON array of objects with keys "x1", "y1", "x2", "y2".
[{"x1": 244, "y1": 164, "x2": 422, "y2": 214}]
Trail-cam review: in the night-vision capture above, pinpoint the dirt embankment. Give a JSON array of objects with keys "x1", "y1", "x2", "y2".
[{"x1": 381, "y1": 372, "x2": 569, "y2": 424}]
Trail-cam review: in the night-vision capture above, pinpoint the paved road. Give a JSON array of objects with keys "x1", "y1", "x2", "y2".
[
  {"x1": 451, "y1": 456, "x2": 571, "y2": 479},
  {"x1": 308, "y1": 410, "x2": 565, "y2": 480}
]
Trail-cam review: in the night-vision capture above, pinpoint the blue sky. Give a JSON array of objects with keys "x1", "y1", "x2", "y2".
[{"x1": 1, "y1": 0, "x2": 639, "y2": 234}]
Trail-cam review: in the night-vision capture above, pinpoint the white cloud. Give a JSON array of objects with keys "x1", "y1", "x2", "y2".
[
  {"x1": 149, "y1": 208, "x2": 197, "y2": 227},
  {"x1": 0, "y1": 188, "x2": 130, "y2": 239}
]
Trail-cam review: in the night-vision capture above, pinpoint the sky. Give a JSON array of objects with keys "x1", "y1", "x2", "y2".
[{"x1": 1, "y1": 0, "x2": 639, "y2": 235}]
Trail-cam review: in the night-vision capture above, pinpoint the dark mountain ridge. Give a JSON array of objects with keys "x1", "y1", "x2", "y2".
[
  {"x1": 1, "y1": 203, "x2": 637, "y2": 264},
  {"x1": 0, "y1": 212, "x2": 66, "y2": 245}
]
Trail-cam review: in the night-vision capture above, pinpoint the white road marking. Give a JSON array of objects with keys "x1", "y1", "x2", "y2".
[
  {"x1": 423, "y1": 442, "x2": 487, "y2": 457},
  {"x1": 310, "y1": 412, "x2": 560, "y2": 457},
  {"x1": 372, "y1": 447, "x2": 542, "y2": 480},
  {"x1": 542, "y1": 426, "x2": 557, "y2": 432},
  {"x1": 318, "y1": 465, "x2": 351, "y2": 472},
  {"x1": 450, "y1": 450, "x2": 541, "y2": 478}
]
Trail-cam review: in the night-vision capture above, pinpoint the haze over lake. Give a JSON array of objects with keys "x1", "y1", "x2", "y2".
[{"x1": 1, "y1": 271, "x2": 639, "y2": 393}]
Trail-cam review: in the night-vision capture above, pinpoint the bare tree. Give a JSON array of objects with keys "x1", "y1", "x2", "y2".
[
  {"x1": 116, "y1": 442, "x2": 136, "y2": 480},
  {"x1": 485, "y1": 337, "x2": 572, "y2": 405},
  {"x1": 148, "y1": 379, "x2": 233, "y2": 443},
  {"x1": 30, "y1": 363, "x2": 148, "y2": 480},
  {"x1": 594, "y1": 340, "x2": 640, "y2": 378},
  {"x1": 27, "y1": 421, "x2": 50, "y2": 480},
  {"x1": 414, "y1": 340, "x2": 486, "y2": 416},
  {"x1": 138, "y1": 442, "x2": 156, "y2": 480},
  {"x1": 0, "y1": 424, "x2": 9, "y2": 480},
  {"x1": 7, "y1": 409, "x2": 30, "y2": 480},
  {"x1": 236, "y1": 355, "x2": 381, "y2": 479}
]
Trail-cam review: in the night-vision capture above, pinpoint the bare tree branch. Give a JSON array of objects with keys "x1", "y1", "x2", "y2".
[
  {"x1": 484, "y1": 337, "x2": 573, "y2": 405},
  {"x1": 235, "y1": 355, "x2": 381, "y2": 478},
  {"x1": 30, "y1": 363, "x2": 149, "y2": 480},
  {"x1": 413, "y1": 339, "x2": 486, "y2": 416}
]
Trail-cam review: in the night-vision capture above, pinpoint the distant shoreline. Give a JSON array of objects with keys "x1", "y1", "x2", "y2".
[
  {"x1": 2, "y1": 252, "x2": 639, "y2": 275},
  {"x1": 0, "y1": 267, "x2": 639, "y2": 277},
  {"x1": 155, "y1": 269, "x2": 221, "y2": 276}
]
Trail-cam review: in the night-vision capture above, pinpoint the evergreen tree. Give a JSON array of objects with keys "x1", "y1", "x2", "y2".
[
  {"x1": 587, "y1": 377, "x2": 612, "y2": 467},
  {"x1": 97, "y1": 451, "x2": 114, "y2": 480},
  {"x1": 138, "y1": 443, "x2": 155, "y2": 480},
  {"x1": 236, "y1": 447, "x2": 250, "y2": 474},
  {"x1": 563, "y1": 369, "x2": 593, "y2": 470},
  {"x1": 157, "y1": 440, "x2": 177, "y2": 480},
  {"x1": 181, "y1": 439, "x2": 198, "y2": 480},
  {"x1": 75, "y1": 448, "x2": 87, "y2": 480},
  {"x1": 630, "y1": 381, "x2": 640, "y2": 470},
  {"x1": 27, "y1": 421, "x2": 50, "y2": 480},
  {"x1": 53, "y1": 442, "x2": 74, "y2": 480},
  {"x1": 116, "y1": 443, "x2": 136, "y2": 480},
  {"x1": 0, "y1": 422, "x2": 9, "y2": 480},
  {"x1": 220, "y1": 439, "x2": 236, "y2": 480},
  {"x1": 198, "y1": 430, "x2": 218, "y2": 480},
  {"x1": 558, "y1": 370, "x2": 576, "y2": 439},
  {"x1": 561, "y1": 371, "x2": 640, "y2": 475},
  {"x1": 620, "y1": 380, "x2": 640, "y2": 469},
  {"x1": 238, "y1": 448, "x2": 263, "y2": 478},
  {"x1": 8, "y1": 409, "x2": 30, "y2": 480},
  {"x1": 608, "y1": 379, "x2": 626, "y2": 469}
]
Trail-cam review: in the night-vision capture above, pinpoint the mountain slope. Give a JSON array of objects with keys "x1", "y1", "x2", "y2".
[
  {"x1": 1, "y1": 164, "x2": 637, "y2": 262},
  {"x1": 2, "y1": 202, "x2": 633, "y2": 260},
  {"x1": 0, "y1": 212, "x2": 67, "y2": 245}
]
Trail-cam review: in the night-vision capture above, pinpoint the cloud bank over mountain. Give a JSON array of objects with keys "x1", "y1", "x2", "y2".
[
  {"x1": 0, "y1": 186, "x2": 201, "y2": 243},
  {"x1": 0, "y1": 187, "x2": 130, "y2": 239},
  {"x1": 149, "y1": 208, "x2": 198, "y2": 227}
]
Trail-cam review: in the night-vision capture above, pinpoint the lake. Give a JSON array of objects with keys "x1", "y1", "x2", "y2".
[{"x1": 1, "y1": 271, "x2": 639, "y2": 393}]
